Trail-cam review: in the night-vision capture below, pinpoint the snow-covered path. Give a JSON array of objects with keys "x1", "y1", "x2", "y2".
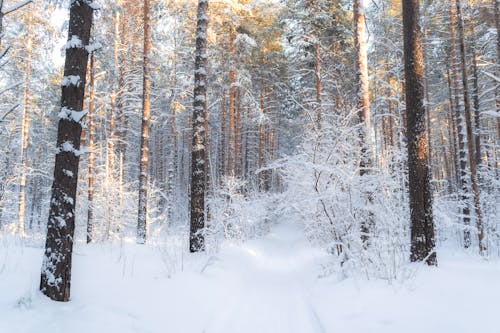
[
  {"x1": 202, "y1": 222, "x2": 327, "y2": 333},
  {"x1": 1, "y1": 220, "x2": 500, "y2": 333}
]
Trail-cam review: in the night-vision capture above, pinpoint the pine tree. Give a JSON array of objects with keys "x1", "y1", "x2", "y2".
[
  {"x1": 40, "y1": 0, "x2": 94, "y2": 302},
  {"x1": 189, "y1": 0, "x2": 208, "y2": 252},
  {"x1": 137, "y1": 0, "x2": 152, "y2": 244},
  {"x1": 455, "y1": 0, "x2": 485, "y2": 254},
  {"x1": 402, "y1": 0, "x2": 436, "y2": 265}
]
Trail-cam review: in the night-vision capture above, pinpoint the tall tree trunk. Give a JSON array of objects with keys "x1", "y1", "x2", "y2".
[
  {"x1": 137, "y1": 0, "x2": 152, "y2": 244},
  {"x1": 167, "y1": 95, "x2": 177, "y2": 222},
  {"x1": 446, "y1": 68, "x2": 459, "y2": 190},
  {"x1": 227, "y1": 31, "x2": 236, "y2": 176},
  {"x1": 18, "y1": 11, "x2": 33, "y2": 236},
  {"x1": 455, "y1": 0, "x2": 485, "y2": 254},
  {"x1": 258, "y1": 85, "x2": 265, "y2": 190},
  {"x1": 354, "y1": 0, "x2": 373, "y2": 246},
  {"x1": 235, "y1": 88, "x2": 242, "y2": 177},
  {"x1": 40, "y1": 0, "x2": 94, "y2": 302},
  {"x1": 495, "y1": 0, "x2": 500, "y2": 139},
  {"x1": 86, "y1": 52, "x2": 95, "y2": 244},
  {"x1": 422, "y1": 16, "x2": 433, "y2": 174},
  {"x1": 449, "y1": 2, "x2": 471, "y2": 247},
  {"x1": 402, "y1": 0, "x2": 436, "y2": 265},
  {"x1": 313, "y1": 41, "x2": 322, "y2": 130},
  {"x1": 190, "y1": 0, "x2": 208, "y2": 252},
  {"x1": 219, "y1": 92, "x2": 226, "y2": 181}
]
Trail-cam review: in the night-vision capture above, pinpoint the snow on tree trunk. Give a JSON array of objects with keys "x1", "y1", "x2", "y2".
[
  {"x1": 402, "y1": 0, "x2": 437, "y2": 265},
  {"x1": 354, "y1": 0, "x2": 373, "y2": 246},
  {"x1": 87, "y1": 52, "x2": 95, "y2": 244},
  {"x1": 137, "y1": 0, "x2": 152, "y2": 244},
  {"x1": 18, "y1": 11, "x2": 33, "y2": 237},
  {"x1": 455, "y1": 0, "x2": 485, "y2": 255},
  {"x1": 227, "y1": 30, "x2": 236, "y2": 177},
  {"x1": 189, "y1": 0, "x2": 208, "y2": 253},
  {"x1": 40, "y1": 0, "x2": 94, "y2": 302}
]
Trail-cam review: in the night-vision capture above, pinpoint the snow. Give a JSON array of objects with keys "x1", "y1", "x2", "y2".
[
  {"x1": 61, "y1": 75, "x2": 82, "y2": 87},
  {"x1": 1, "y1": 222, "x2": 499, "y2": 333}
]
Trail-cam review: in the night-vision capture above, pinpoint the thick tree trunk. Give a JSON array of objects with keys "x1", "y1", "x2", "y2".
[
  {"x1": 40, "y1": 0, "x2": 94, "y2": 302},
  {"x1": 137, "y1": 0, "x2": 152, "y2": 244},
  {"x1": 455, "y1": 0, "x2": 485, "y2": 255},
  {"x1": 189, "y1": 0, "x2": 208, "y2": 252},
  {"x1": 402, "y1": 0, "x2": 436, "y2": 265}
]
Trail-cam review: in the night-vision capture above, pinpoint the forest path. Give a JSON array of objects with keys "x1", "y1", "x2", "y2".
[{"x1": 202, "y1": 222, "x2": 328, "y2": 333}]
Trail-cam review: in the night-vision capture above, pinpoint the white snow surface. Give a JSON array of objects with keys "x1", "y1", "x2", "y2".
[{"x1": 1, "y1": 222, "x2": 499, "y2": 333}]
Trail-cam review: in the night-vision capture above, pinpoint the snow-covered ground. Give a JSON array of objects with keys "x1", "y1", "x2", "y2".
[{"x1": 1, "y1": 221, "x2": 499, "y2": 333}]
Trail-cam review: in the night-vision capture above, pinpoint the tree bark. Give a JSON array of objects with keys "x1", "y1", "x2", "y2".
[
  {"x1": 189, "y1": 0, "x2": 208, "y2": 252},
  {"x1": 448, "y1": 1, "x2": 472, "y2": 247},
  {"x1": 402, "y1": 0, "x2": 436, "y2": 265},
  {"x1": 40, "y1": 0, "x2": 94, "y2": 302},
  {"x1": 86, "y1": 52, "x2": 95, "y2": 244},
  {"x1": 455, "y1": 0, "x2": 485, "y2": 255},
  {"x1": 137, "y1": 0, "x2": 152, "y2": 244},
  {"x1": 18, "y1": 11, "x2": 33, "y2": 236},
  {"x1": 354, "y1": 0, "x2": 373, "y2": 246},
  {"x1": 495, "y1": 0, "x2": 500, "y2": 139},
  {"x1": 227, "y1": 30, "x2": 236, "y2": 177}
]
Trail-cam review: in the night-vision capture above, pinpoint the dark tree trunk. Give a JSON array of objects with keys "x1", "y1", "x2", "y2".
[
  {"x1": 40, "y1": 0, "x2": 94, "y2": 302},
  {"x1": 190, "y1": 0, "x2": 208, "y2": 252},
  {"x1": 402, "y1": 0, "x2": 436, "y2": 265}
]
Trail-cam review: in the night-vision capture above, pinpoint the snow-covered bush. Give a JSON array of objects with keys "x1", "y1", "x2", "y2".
[
  {"x1": 205, "y1": 176, "x2": 273, "y2": 251},
  {"x1": 276, "y1": 108, "x2": 411, "y2": 281}
]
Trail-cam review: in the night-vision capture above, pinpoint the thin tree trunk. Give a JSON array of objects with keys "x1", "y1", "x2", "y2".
[
  {"x1": 471, "y1": 49, "x2": 482, "y2": 167},
  {"x1": 447, "y1": 67, "x2": 460, "y2": 190},
  {"x1": 495, "y1": 0, "x2": 500, "y2": 139},
  {"x1": 455, "y1": 0, "x2": 485, "y2": 254},
  {"x1": 449, "y1": 1, "x2": 472, "y2": 247},
  {"x1": 40, "y1": 0, "x2": 94, "y2": 301},
  {"x1": 402, "y1": 0, "x2": 436, "y2": 265},
  {"x1": 354, "y1": 0, "x2": 373, "y2": 245},
  {"x1": 422, "y1": 17, "x2": 433, "y2": 174},
  {"x1": 189, "y1": 0, "x2": 209, "y2": 252},
  {"x1": 87, "y1": 52, "x2": 95, "y2": 244},
  {"x1": 219, "y1": 92, "x2": 226, "y2": 181},
  {"x1": 314, "y1": 41, "x2": 322, "y2": 130},
  {"x1": 18, "y1": 11, "x2": 33, "y2": 236},
  {"x1": 137, "y1": 0, "x2": 152, "y2": 244},
  {"x1": 227, "y1": 30, "x2": 236, "y2": 176},
  {"x1": 258, "y1": 86, "x2": 265, "y2": 190}
]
